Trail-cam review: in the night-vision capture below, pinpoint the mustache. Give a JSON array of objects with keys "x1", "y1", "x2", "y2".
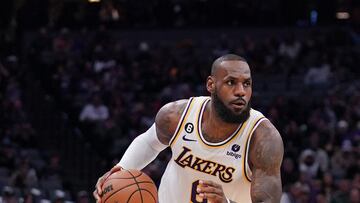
[{"x1": 231, "y1": 98, "x2": 247, "y2": 105}]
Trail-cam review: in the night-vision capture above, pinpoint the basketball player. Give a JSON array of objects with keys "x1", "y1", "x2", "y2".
[{"x1": 94, "y1": 54, "x2": 284, "y2": 203}]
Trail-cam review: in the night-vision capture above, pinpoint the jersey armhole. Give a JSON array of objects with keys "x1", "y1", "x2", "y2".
[
  {"x1": 169, "y1": 97, "x2": 195, "y2": 147},
  {"x1": 244, "y1": 117, "x2": 268, "y2": 182}
]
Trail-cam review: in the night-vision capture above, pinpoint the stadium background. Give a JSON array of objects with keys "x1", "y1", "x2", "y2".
[{"x1": 0, "y1": 0, "x2": 359, "y2": 202}]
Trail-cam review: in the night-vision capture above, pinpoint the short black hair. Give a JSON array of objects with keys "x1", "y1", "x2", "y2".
[{"x1": 211, "y1": 54, "x2": 247, "y2": 75}]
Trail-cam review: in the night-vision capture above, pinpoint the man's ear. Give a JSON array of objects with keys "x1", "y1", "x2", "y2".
[{"x1": 206, "y1": 76, "x2": 215, "y2": 93}]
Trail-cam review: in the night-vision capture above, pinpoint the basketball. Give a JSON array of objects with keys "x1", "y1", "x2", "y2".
[{"x1": 101, "y1": 169, "x2": 158, "y2": 203}]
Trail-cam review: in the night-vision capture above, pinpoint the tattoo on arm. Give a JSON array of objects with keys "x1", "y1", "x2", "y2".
[
  {"x1": 250, "y1": 120, "x2": 284, "y2": 203},
  {"x1": 155, "y1": 99, "x2": 188, "y2": 145}
]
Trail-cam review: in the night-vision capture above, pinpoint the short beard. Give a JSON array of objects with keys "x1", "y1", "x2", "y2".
[{"x1": 212, "y1": 92, "x2": 251, "y2": 124}]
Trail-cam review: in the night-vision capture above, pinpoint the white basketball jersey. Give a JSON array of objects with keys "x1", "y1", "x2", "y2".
[{"x1": 158, "y1": 96, "x2": 267, "y2": 203}]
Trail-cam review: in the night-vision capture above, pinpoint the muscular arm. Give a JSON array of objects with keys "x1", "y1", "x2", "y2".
[
  {"x1": 94, "y1": 99, "x2": 189, "y2": 201},
  {"x1": 249, "y1": 120, "x2": 284, "y2": 203},
  {"x1": 155, "y1": 99, "x2": 188, "y2": 145},
  {"x1": 117, "y1": 99, "x2": 188, "y2": 170}
]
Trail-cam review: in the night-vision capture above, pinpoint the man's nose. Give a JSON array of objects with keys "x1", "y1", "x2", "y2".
[{"x1": 234, "y1": 84, "x2": 246, "y2": 97}]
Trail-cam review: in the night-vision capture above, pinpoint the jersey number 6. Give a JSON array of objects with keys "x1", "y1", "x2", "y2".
[{"x1": 191, "y1": 180, "x2": 208, "y2": 203}]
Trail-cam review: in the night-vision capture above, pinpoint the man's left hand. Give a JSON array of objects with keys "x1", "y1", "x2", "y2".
[{"x1": 197, "y1": 180, "x2": 228, "y2": 203}]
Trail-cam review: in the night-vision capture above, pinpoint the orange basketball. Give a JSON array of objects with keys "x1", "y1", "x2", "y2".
[{"x1": 101, "y1": 169, "x2": 158, "y2": 203}]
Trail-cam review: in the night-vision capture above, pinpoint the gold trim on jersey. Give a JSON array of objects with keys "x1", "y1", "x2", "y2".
[
  {"x1": 169, "y1": 97, "x2": 196, "y2": 147},
  {"x1": 243, "y1": 117, "x2": 266, "y2": 182},
  {"x1": 196, "y1": 98, "x2": 248, "y2": 148}
]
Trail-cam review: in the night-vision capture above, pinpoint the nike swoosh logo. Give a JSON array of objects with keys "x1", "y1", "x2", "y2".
[{"x1": 182, "y1": 135, "x2": 197, "y2": 142}]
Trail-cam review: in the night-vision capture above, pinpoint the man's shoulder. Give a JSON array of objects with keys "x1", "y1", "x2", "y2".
[
  {"x1": 157, "y1": 99, "x2": 189, "y2": 120},
  {"x1": 254, "y1": 119, "x2": 281, "y2": 142},
  {"x1": 154, "y1": 98, "x2": 192, "y2": 144},
  {"x1": 156, "y1": 96, "x2": 209, "y2": 119}
]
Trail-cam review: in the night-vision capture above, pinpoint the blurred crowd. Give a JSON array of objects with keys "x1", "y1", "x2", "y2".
[
  {"x1": 0, "y1": 25, "x2": 359, "y2": 202},
  {"x1": 2, "y1": 0, "x2": 358, "y2": 31},
  {"x1": 0, "y1": 56, "x2": 41, "y2": 203},
  {"x1": 0, "y1": 36, "x2": 90, "y2": 202}
]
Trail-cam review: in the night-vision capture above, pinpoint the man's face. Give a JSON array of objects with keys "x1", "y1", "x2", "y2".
[{"x1": 207, "y1": 60, "x2": 252, "y2": 123}]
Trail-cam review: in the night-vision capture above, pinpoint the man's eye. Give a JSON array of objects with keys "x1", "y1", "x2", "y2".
[
  {"x1": 244, "y1": 82, "x2": 251, "y2": 87},
  {"x1": 227, "y1": 81, "x2": 234, "y2": 86}
]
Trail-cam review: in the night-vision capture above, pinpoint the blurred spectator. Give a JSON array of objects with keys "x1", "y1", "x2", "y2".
[
  {"x1": 0, "y1": 186, "x2": 17, "y2": 203},
  {"x1": 331, "y1": 179, "x2": 351, "y2": 203},
  {"x1": 0, "y1": 144, "x2": 16, "y2": 170},
  {"x1": 23, "y1": 188, "x2": 42, "y2": 203},
  {"x1": 304, "y1": 57, "x2": 332, "y2": 88},
  {"x1": 79, "y1": 95, "x2": 109, "y2": 122},
  {"x1": 322, "y1": 172, "x2": 336, "y2": 202},
  {"x1": 281, "y1": 182, "x2": 310, "y2": 203},
  {"x1": 308, "y1": 132, "x2": 330, "y2": 172},
  {"x1": 331, "y1": 140, "x2": 356, "y2": 179},
  {"x1": 316, "y1": 193, "x2": 328, "y2": 203},
  {"x1": 281, "y1": 157, "x2": 299, "y2": 187},
  {"x1": 42, "y1": 153, "x2": 63, "y2": 178},
  {"x1": 53, "y1": 189, "x2": 65, "y2": 203},
  {"x1": 349, "y1": 188, "x2": 360, "y2": 203},
  {"x1": 9, "y1": 159, "x2": 38, "y2": 189},
  {"x1": 299, "y1": 149, "x2": 321, "y2": 178},
  {"x1": 278, "y1": 35, "x2": 301, "y2": 60},
  {"x1": 76, "y1": 190, "x2": 89, "y2": 203}
]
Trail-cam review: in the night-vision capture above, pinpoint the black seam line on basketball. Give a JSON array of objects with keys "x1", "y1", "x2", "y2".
[
  {"x1": 102, "y1": 181, "x2": 153, "y2": 202},
  {"x1": 139, "y1": 189, "x2": 156, "y2": 203},
  {"x1": 105, "y1": 172, "x2": 143, "y2": 180},
  {"x1": 125, "y1": 189, "x2": 139, "y2": 203},
  {"x1": 127, "y1": 170, "x2": 144, "y2": 203},
  {"x1": 108, "y1": 180, "x2": 154, "y2": 185}
]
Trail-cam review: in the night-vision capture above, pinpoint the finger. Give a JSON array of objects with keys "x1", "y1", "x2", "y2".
[
  {"x1": 199, "y1": 180, "x2": 221, "y2": 188},
  {"x1": 197, "y1": 186, "x2": 222, "y2": 195},
  {"x1": 96, "y1": 176, "x2": 105, "y2": 195},
  {"x1": 95, "y1": 167, "x2": 122, "y2": 197},
  {"x1": 96, "y1": 167, "x2": 122, "y2": 194},
  {"x1": 110, "y1": 165, "x2": 122, "y2": 173},
  {"x1": 96, "y1": 172, "x2": 110, "y2": 195},
  {"x1": 199, "y1": 192, "x2": 222, "y2": 200},
  {"x1": 93, "y1": 190, "x2": 101, "y2": 202}
]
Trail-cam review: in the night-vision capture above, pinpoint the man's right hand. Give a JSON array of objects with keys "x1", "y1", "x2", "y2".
[{"x1": 93, "y1": 165, "x2": 122, "y2": 203}]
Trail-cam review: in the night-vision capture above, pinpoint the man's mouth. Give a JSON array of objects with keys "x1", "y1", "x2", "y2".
[{"x1": 231, "y1": 100, "x2": 246, "y2": 108}]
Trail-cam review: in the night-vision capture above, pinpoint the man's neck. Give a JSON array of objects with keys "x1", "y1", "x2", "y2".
[{"x1": 201, "y1": 101, "x2": 241, "y2": 143}]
